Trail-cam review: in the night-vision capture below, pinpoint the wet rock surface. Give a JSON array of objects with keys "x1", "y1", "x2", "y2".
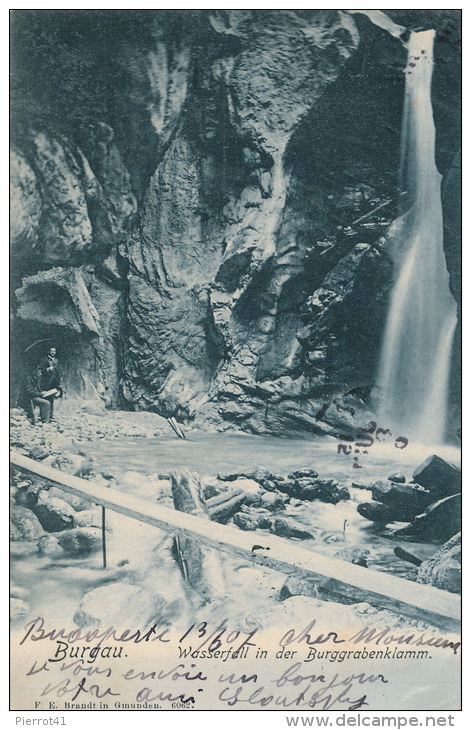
[
  {"x1": 14, "y1": 480, "x2": 45, "y2": 509},
  {"x1": 358, "y1": 454, "x2": 461, "y2": 541},
  {"x1": 417, "y1": 533, "x2": 461, "y2": 594},
  {"x1": 56, "y1": 528, "x2": 102, "y2": 556},
  {"x1": 218, "y1": 465, "x2": 351, "y2": 505},
  {"x1": 10, "y1": 504, "x2": 45, "y2": 541},
  {"x1": 388, "y1": 472, "x2": 406, "y2": 483},
  {"x1": 412, "y1": 454, "x2": 461, "y2": 497},
  {"x1": 73, "y1": 584, "x2": 170, "y2": 629},
  {"x1": 32, "y1": 493, "x2": 76, "y2": 532},
  {"x1": 233, "y1": 512, "x2": 259, "y2": 531},
  {"x1": 296, "y1": 478, "x2": 350, "y2": 504},
  {"x1": 279, "y1": 576, "x2": 318, "y2": 601},
  {"x1": 393, "y1": 494, "x2": 461, "y2": 543},
  {"x1": 10, "y1": 10, "x2": 461, "y2": 437},
  {"x1": 9, "y1": 395, "x2": 461, "y2": 653},
  {"x1": 368, "y1": 480, "x2": 433, "y2": 522}
]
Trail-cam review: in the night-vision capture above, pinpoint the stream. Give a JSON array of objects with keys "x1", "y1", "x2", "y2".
[
  {"x1": 84, "y1": 430, "x2": 459, "y2": 483},
  {"x1": 12, "y1": 431, "x2": 459, "y2": 629},
  {"x1": 85, "y1": 432, "x2": 459, "y2": 575}
]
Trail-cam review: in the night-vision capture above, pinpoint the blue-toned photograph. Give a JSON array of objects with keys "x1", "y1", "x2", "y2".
[{"x1": 10, "y1": 9, "x2": 461, "y2": 713}]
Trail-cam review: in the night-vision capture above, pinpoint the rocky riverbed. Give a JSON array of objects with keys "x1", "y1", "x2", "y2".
[
  {"x1": 10, "y1": 402, "x2": 172, "y2": 459},
  {"x1": 10, "y1": 406, "x2": 461, "y2": 637}
]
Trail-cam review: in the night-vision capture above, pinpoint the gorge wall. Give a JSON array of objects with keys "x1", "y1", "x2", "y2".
[{"x1": 10, "y1": 9, "x2": 461, "y2": 439}]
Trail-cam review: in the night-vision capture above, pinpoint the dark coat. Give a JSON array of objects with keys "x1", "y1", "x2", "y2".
[
  {"x1": 36, "y1": 356, "x2": 62, "y2": 392},
  {"x1": 25, "y1": 368, "x2": 43, "y2": 400},
  {"x1": 24, "y1": 357, "x2": 62, "y2": 401}
]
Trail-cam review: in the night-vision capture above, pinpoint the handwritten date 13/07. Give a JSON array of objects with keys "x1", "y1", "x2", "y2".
[{"x1": 336, "y1": 421, "x2": 408, "y2": 469}]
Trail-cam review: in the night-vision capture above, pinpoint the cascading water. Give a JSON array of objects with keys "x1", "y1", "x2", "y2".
[{"x1": 375, "y1": 30, "x2": 457, "y2": 444}]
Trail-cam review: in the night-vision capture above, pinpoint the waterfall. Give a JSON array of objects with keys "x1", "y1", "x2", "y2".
[{"x1": 375, "y1": 30, "x2": 457, "y2": 444}]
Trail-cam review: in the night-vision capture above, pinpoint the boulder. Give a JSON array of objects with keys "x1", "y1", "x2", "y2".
[
  {"x1": 47, "y1": 487, "x2": 92, "y2": 512},
  {"x1": 218, "y1": 468, "x2": 273, "y2": 486},
  {"x1": 257, "y1": 514, "x2": 275, "y2": 530},
  {"x1": 202, "y1": 480, "x2": 231, "y2": 499},
  {"x1": 42, "y1": 452, "x2": 87, "y2": 476},
  {"x1": 217, "y1": 472, "x2": 241, "y2": 482},
  {"x1": 74, "y1": 583, "x2": 168, "y2": 628},
  {"x1": 259, "y1": 491, "x2": 287, "y2": 512},
  {"x1": 260, "y1": 479, "x2": 280, "y2": 493},
  {"x1": 357, "y1": 501, "x2": 401, "y2": 524},
  {"x1": 57, "y1": 528, "x2": 102, "y2": 555},
  {"x1": 233, "y1": 512, "x2": 259, "y2": 531},
  {"x1": 10, "y1": 505, "x2": 45, "y2": 541},
  {"x1": 388, "y1": 473, "x2": 406, "y2": 483},
  {"x1": 393, "y1": 494, "x2": 461, "y2": 543},
  {"x1": 73, "y1": 509, "x2": 105, "y2": 529},
  {"x1": 14, "y1": 481, "x2": 45, "y2": 509},
  {"x1": 32, "y1": 493, "x2": 76, "y2": 532},
  {"x1": 412, "y1": 455, "x2": 461, "y2": 497},
  {"x1": 370, "y1": 480, "x2": 433, "y2": 519},
  {"x1": 288, "y1": 469, "x2": 319, "y2": 480},
  {"x1": 279, "y1": 576, "x2": 318, "y2": 601},
  {"x1": 337, "y1": 486, "x2": 352, "y2": 501},
  {"x1": 333, "y1": 548, "x2": 370, "y2": 567},
  {"x1": 297, "y1": 478, "x2": 350, "y2": 504},
  {"x1": 416, "y1": 533, "x2": 461, "y2": 594},
  {"x1": 232, "y1": 478, "x2": 265, "y2": 502},
  {"x1": 12, "y1": 480, "x2": 32, "y2": 490},
  {"x1": 292, "y1": 478, "x2": 313, "y2": 497},
  {"x1": 28, "y1": 446, "x2": 50, "y2": 461},
  {"x1": 16, "y1": 267, "x2": 100, "y2": 335},
  {"x1": 271, "y1": 479, "x2": 298, "y2": 498},
  {"x1": 351, "y1": 481, "x2": 371, "y2": 491},
  {"x1": 267, "y1": 517, "x2": 314, "y2": 541},
  {"x1": 37, "y1": 535, "x2": 64, "y2": 557}
]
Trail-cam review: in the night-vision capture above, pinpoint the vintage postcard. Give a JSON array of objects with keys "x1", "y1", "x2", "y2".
[{"x1": 10, "y1": 8, "x2": 461, "y2": 716}]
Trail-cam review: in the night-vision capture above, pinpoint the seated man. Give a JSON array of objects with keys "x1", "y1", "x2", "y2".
[{"x1": 25, "y1": 346, "x2": 63, "y2": 424}]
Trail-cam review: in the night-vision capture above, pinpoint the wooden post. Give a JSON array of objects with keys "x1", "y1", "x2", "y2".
[
  {"x1": 170, "y1": 468, "x2": 225, "y2": 605},
  {"x1": 167, "y1": 417, "x2": 186, "y2": 439},
  {"x1": 101, "y1": 506, "x2": 107, "y2": 570}
]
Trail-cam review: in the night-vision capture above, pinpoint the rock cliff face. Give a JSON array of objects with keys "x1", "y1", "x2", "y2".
[{"x1": 10, "y1": 9, "x2": 461, "y2": 436}]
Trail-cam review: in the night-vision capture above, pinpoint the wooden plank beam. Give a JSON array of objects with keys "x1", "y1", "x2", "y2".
[
  {"x1": 10, "y1": 450, "x2": 460, "y2": 633},
  {"x1": 170, "y1": 468, "x2": 226, "y2": 604}
]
